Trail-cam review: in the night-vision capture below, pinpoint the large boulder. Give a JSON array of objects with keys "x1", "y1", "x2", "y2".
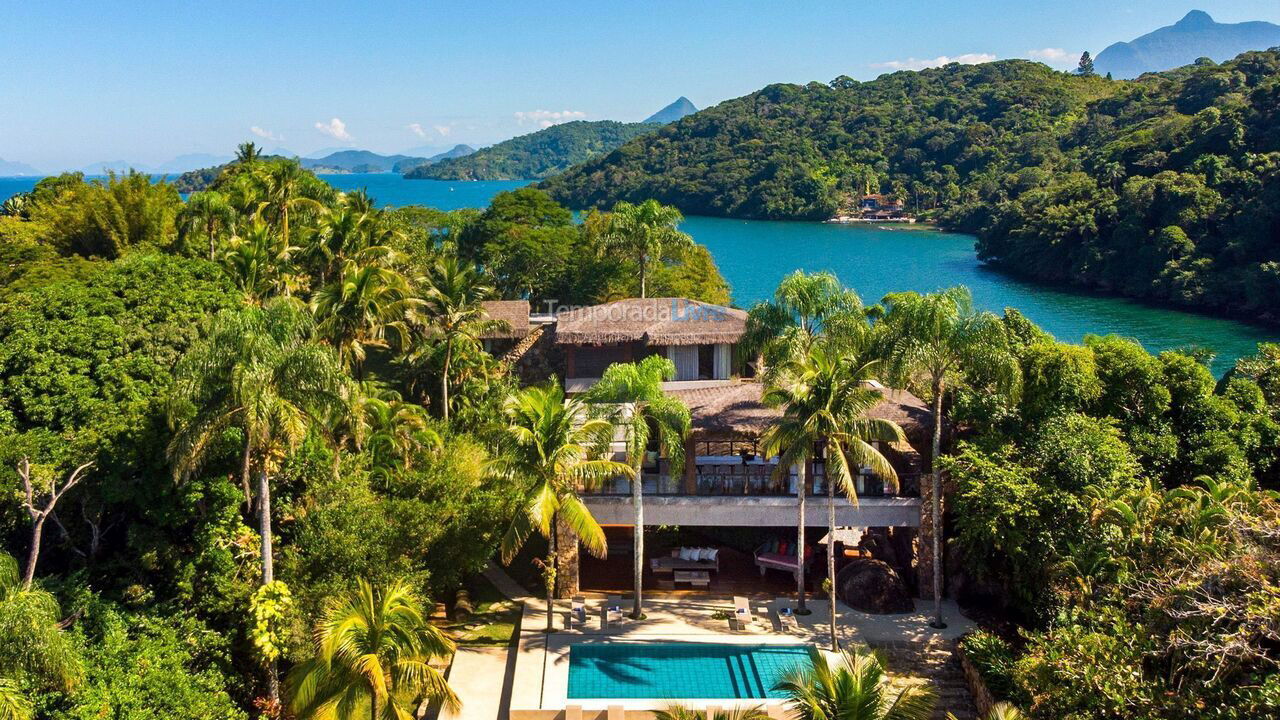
[{"x1": 836, "y1": 558, "x2": 915, "y2": 614}]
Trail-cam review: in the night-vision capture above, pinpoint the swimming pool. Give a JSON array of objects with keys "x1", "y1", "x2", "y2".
[{"x1": 566, "y1": 643, "x2": 814, "y2": 699}]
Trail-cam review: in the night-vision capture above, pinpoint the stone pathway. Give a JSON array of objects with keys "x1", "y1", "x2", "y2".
[{"x1": 871, "y1": 639, "x2": 976, "y2": 720}]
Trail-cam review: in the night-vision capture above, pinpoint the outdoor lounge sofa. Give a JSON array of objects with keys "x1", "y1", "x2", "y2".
[
  {"x1": 650, "y1": 547, "x2": 721, "y2": 573},
  {"x1": 753, "y1": 541, "x2": 812, "y2": 577}
]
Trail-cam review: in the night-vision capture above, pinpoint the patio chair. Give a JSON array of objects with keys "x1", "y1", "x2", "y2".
[
  {"x1": 604, "y1": 595, "x2": 624, "y2": 629},
  {"x1": 570, "y1": 595, "x2": 586, "y2": 627},
  {"x1": 774, "y1": 597, "x2": 798, "y2": 630},
  {"x1": 733, "y1": 596, "x2": 755, "y2": 627}
]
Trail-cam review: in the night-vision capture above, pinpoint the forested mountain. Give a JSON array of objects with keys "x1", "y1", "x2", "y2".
[
  {"x1": 393, "y1": 144, "x2": 476, "y2": 174},
  {"x1": 1095, "y1": 10, "x2": 1280, "y2": 78},
  {"x1": 405, "y1": 120, "x2": 660, "y2": 180},
  {"x1": 644, "y1": 96, "x2": 698, "y2": 124},
  {"x1": 300, "y1": 149, "x2": 426, "y2": 173},
  {"x1": 543, "y1": 52, "x2": 1280, "y2": 323}
]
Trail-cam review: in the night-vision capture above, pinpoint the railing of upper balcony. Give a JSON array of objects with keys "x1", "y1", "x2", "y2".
[{"x1": 588, "y1": 467, "x2": 920, "y2": 498}]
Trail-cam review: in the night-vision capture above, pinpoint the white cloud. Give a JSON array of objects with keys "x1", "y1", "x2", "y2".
[
  {"x1": 433, "y1": 125, "x2": 452, "y2": 137},
  {"x1": 314, "y1": 117, "x2": 352, "y2": 141},
  {"x1": 1027, "y1": 48, "x2": 1079, "y2": 67},
  {"x1": 514, "y1": 109, "x2": 587, "y2": 128},
  {"x1": 408, "y1": 122, "x2": 453, "y2": 138},
  {"x1": 871, "y1": 53, "x2": 997, "y2": 71},
  {"x1": 407, "y1": 122, "x2": 427, "y2": 138},
  {"x1": 250, "y1": 126, "x2": 280, "y2": 141}
]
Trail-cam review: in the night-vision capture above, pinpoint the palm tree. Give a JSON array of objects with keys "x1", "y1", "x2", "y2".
[
  {"x1": 221, "y1": 221, "x2": 302, "y2": 303},
  {"x1": 313, "y1": 261, "x2": 414, "y2": 375},
  {"x1": 236, "y1": 141, "x2": 263, "y2": 164},
  {"x1": 255, "y1": 160, "x2": 330, "y2": 247},
  {"x1": 358, "y1": 392, "x2": 442, "y2": 483},
  {"x1": 304, "y1": 200, "x2": 400, "y2": 286},
  {"x1": 178, "y1": 190, "x2": 236, "y2": 260},
  {"x1": 584, "y1": 356, "x2": 691, "y2": 618},
  {"x1": 167, "y1": 299, "x2": 345, "y2": 701},
  {"x1": 0, "y1": 552, "x2": 82, "y2": 720},
  {"x1": 775, "y1": 646, "x2": 935, "y2": 720},
  {"x1": 761, "y1": 343, "x2": 904, "y2": 651},
  {"x1": 877, "y1": 287, "x2": 1020, "y2": 628},
  {"x1": 287, "y1": 578, "x2": 459, "y2": 720},
  {"x1": 654, "y1": 705, "x2": 770, "y2": 720},
  {"x1": 413, "y1": 257, "x2": 501, "y2": 422},
  {"x1": 600, "y1": 199, "x2": 693, "y2": 298},
  {"x1": 744, "y1": 271, "x2": 868, "y2": 612},
  {"x1": 950, "y1": 704, "x2": 1025, "y2": 720},
  {"x1": 743, "y1": 271, "x2": 867, "y2": 373},
  {"x1": 494, "y1": 383, "x2": 633, "y2": 630}
]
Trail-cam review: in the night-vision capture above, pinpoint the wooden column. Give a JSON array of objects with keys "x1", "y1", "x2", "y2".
[{"x1": 682, "y1": 436, "x2": 698, "y2": 495}]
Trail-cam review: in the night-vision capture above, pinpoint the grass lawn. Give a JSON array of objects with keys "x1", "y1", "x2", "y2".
[{"x1": 438, "y1": 574, "x2": 521, "y2": 646}]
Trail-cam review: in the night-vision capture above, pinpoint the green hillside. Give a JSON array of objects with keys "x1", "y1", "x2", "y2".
[
  {"x1": 406, "y1": 120, "x2": 660, "y2": 180},
  {"x1": 542, "y1": 53, "x2": 1280, "y2": 321}
]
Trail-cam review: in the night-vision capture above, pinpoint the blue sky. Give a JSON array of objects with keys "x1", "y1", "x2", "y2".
[{"x1": 3, "y1": 1, "x2": 1278, "y2": 170}]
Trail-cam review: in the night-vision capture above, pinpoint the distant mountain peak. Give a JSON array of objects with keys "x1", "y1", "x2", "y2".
[
  {"x1": 644, "y1": 97, "x2": 698, "y2": 124},
  {"x1": 1176, "y1": 10, "x2": 1214, "y2": 29},
  {"x1": 1095, "y1": 10, "x2": 1280, "y2": 78}
]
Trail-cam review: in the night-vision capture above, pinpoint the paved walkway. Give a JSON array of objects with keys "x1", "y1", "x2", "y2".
[{"x1": 440, "y1": 563, "x2": 534, "y2": 720}]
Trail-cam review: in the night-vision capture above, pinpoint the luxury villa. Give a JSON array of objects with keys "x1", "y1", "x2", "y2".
[
  {"x1": 484, "y1": 297, "x2": 934, "y2": 600},
  {"x1": 462, "y1": 298, "x2": 964, "y2": 720}
]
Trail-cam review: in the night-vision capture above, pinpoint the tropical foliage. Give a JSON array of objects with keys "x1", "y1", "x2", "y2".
[
  {"x1": 407, "y1": 120, "x2": 659, "y2": 180},
  {"x1": 543, "y1": 51, "x2": 1280, "y2": 322}
]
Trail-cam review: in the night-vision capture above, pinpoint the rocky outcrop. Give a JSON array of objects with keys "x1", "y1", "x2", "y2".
[{"x1": 836, "y1": 558, "x2": 915, "y2": 614}]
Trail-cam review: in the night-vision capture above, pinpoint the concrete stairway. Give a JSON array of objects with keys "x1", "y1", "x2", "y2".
[{"x1": 869, "y1": 639, "x2": 977, "y2": 720}]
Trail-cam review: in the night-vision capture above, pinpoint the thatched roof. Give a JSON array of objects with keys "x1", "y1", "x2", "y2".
[
  {"x1": 479, "y1": 300, "x2": 530, "y2": 340},
  {"x1": 553, "y1": 298, "x2": 747, "y2": 346},
  {"x1": 666, "y1": 381, "x2": 933, "y2": 440}
]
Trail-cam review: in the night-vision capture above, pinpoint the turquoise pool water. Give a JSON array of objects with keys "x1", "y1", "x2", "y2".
[{"x1": 567, "y1": 643, "x2": 813, "y2": 699}]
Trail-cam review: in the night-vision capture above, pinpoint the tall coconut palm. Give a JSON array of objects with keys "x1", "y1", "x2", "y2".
[
  {"x1": 775, "y1": 646, "x2": 935, "y2": 720},
  {"x1": 744, "y1": 271, "x2": 868, "y2": 612},
  {"x1": 761, "y1": 343, "x2": 904, "y2": 651},
  {"x1": 305, "y1": 202, "x2": 400, "y2": 286},
  {"x1": 584, "y1": 356, "x2": 691, "y2": 618},
  {"x1": 494, "y1": 383, "x2": 633, "y2": 630},
  {"x1": 600, "y1": 199, "x2": 693, "y2": 298},
  {"x1": 877, "y1": 287, "x2": 1019, "y2": 628},
  {"x1": 742, "y1": 271, "x2": 866, "y2": 374},
  {"x1": 236, "y1": 141, "x2": 263, "y2": 164},
  {"x1": 0, "y1": 552, "x2": 82, "y2": 720},
  {"x1": 287, "y1": 578, "x2": 458, "y2": 720},
  {"x1": 178, "y1": 190, "x2": 236, "y2": 260},
  {"x1": 313, "y1": 261, "x2": 414, "y2": 375},
  {"x1": 221, "y1": 221, "x2": 302, "y2": 303},
  {"x1": 255, "y1": 160, "x2": 330, "y2": 247},
  {"x1": 167, "y1": 299, "x2": 345, "y2": 701},
  {"x1": 412, "y1": 257, "x2": 502, "y2": 422}
]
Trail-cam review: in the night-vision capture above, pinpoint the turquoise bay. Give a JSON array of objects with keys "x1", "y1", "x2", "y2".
[{"x1": 2, "y1": 173, "x2": 1273, "y2": 372}]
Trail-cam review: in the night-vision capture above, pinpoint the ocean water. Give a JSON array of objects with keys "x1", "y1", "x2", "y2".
[{"x1": 2, "y1": 173, "x2": 1273, "y2": 371}]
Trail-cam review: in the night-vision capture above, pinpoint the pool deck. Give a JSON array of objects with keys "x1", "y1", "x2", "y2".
[{"x1": 507, "y1": 592, "x2": 974, "y2": 718}]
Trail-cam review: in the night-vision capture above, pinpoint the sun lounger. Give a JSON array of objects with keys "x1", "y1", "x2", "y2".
[
  {"x1": 608, "y1": 705, "x2": 624, "y2": 720},
  {"x1": 604, "y1": 595, "x2": 624, "y2": 628},
  {"x1": 775, "y1": 597, "x2": 798, "y2": 630},
  {"x1": 565, "y1": 706, "x2": 583, "y2": 720},
  {"x1": 733, "y1": 596, "x2": 755, "y2": 627}
]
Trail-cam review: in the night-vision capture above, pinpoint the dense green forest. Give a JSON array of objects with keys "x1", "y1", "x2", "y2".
[
  {"x1": 542, "y1": 52, "x2": 1280, "y2": 322},
  {"x1": 407, "y1": 120, "x2": 660, "y2": 180},
  {"x1": 0, "y1": 148, "x2": 728, "y2": 719},
  {"x1": 0, "y1": 144, "x2": 1277, "y2": 719}
]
